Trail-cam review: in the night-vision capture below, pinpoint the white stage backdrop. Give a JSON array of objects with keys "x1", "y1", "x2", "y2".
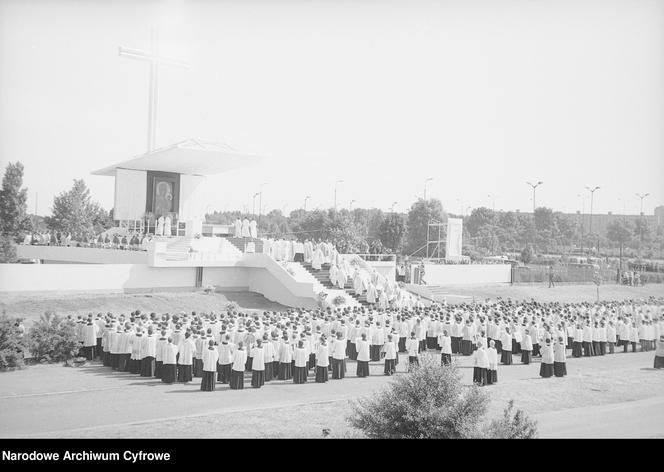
[
  {"x1": 114, "y1": 168, "x2": 147, "y2": 220},
  {"x1": 179, "y1": 174, "x2": 205, "y2": 221},
  {"x1": 446, "y1": 218, "x2": 463, "y2": 260}
]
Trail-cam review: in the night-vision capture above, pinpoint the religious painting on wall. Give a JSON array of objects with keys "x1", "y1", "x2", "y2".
[
  {"x1": 146, "y1": 171, "x2": 180, "y2": 219},
  {"x1": 154, "y1": 179, "x2": 174, "y2": 217}
]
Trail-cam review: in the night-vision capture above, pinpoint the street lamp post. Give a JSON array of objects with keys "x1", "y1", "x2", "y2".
[
  {"x1": 424, "y1": 177, "x2": 434, "y2": 201},
  {"x1": 334, "y1": 180, "x2": 344, "y2": 211},
  {"x1": 636, "y1": 192, "x2": 649, "y2": 258},
  {"x1": 525, "y1": 181, "x2": 543, "y2": 213},
  {"x1": 252, "y1": 192, "x2": 259, "y2": 216},
  {"x1": 304, "y1": 195, "x2": 311, "y2": 211},
  {"x1": 585, "y1": 186, "x2": 600, "y2": 253},
  {"x1": 258, "y1": 182, "x2": 267, "y2": 236},
  {"x1": 636, "y1": 192, "x2": 650, "y2": 216},
  {"x1": 487, "y1": 194, "x2": 496, "y2": 212}
]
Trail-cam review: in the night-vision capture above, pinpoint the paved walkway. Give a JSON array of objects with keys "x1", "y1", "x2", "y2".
[{"x1": 1, "y1": 350, "x2": 662, "y2": 438}]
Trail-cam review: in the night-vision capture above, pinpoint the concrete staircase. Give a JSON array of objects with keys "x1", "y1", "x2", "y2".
[
  {"x1": 159, "y1": 237, "x2": 193, "y2": 261},
  {"x1": 227, "y1": 237, "x2": 264, "y2": 253},
  {"x1": 299, "y1": 261, "x2": 372, "y2": 307}
]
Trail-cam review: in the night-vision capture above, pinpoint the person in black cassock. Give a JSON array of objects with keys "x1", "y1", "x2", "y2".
[
  {"x1": 161, "y1": 338, "x2": 178, "y2": 384},
  {"x1": 230, "y1": 342, "x2": 247, "y2": 390},
  {"x1": 200, "y1": 339, "x2": 219, "y2": 391},
  {"x1": 293, "y1": 340, "x2": 308, "y2": 384}
]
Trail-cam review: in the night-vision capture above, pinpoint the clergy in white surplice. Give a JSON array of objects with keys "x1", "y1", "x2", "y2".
[
  {"x1": 329, "y1": 264, "x2": 339, "y2": 287},
  {"x1": 336, "y1": 266, "x2": 347, "y2": 289},
  {"x1": 312, "y1": 246, "x2": 324, "y2": 270},
  {"x1": 304, "y1": 240, "x2": 313, "y2": 263},
  {"x1": 249, "y1": 220, "x2": 258, "y2": 238},
  {"x1": 241, "y1": 218, "x2": 251, "y2": 237},
  {"x1": 366, "y1": 281, "x2": 377, "y2": 305},
  {"x1": 164, "y1": 216, "x2": 172, "y2": 236},
  {"x1": 234, "y1": 218, "x2": 242, "y2": 238},
  {"x1": 156, "y1": 216, "x2": 165, "y2": 236}
]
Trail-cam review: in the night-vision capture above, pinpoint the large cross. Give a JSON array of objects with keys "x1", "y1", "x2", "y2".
[{"x1": 119, "y1": 28, "x2": 189, "y2": 152}]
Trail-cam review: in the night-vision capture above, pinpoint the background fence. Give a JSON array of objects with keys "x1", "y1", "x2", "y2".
[{"x1": 512, "y1": 264, "x2": 664, "y2": 284}]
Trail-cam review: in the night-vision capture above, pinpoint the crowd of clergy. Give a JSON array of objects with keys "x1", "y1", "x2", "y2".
[
  {"x1": 72, "y1": 295, "x2": 664, "y2": 392},
  {"x1": 260, "y1": 238, "x2": 420, "y2": 309}
]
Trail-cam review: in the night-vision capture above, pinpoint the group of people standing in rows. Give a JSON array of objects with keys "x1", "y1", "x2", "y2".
[{"x1": 72, "y1": 295, "x2": 664, "y2": 394}]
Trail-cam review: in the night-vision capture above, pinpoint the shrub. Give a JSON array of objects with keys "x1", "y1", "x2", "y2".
[
  {"x1": 520, "y1": 245, "x2": 534, "y2": 264},
  {"x1": 225, "y1": 301, "x2": 240, "y2": 312},
  {"x1": 332, "y1": 295, "x2": 346, "y2": 307},
  {"x1": 27, "y1": 311, "x2": 79, "y2": 363},
  {"x1": 0, "y1": 235, "x2": 17, "y2": 263},
  {"x1": 347, "y1": 355, "x2": 489, "y2": 438},
  {"x1": 481, "y1": 400, "x2": 538, "y2": 439},
  {"x1": 0, "y1": 312, "x2": 27, "y2": 369}
]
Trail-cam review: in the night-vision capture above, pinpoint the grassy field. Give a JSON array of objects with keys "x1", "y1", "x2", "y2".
[
  {"x1": 421, "y1": 283, "x2": 663, "y2": 304},
  {"x1": 1, "y1": 283, "x2": 661, "y2": 326},
  {"x1": 0, "y1": 290, "x2": 289, "y2": 325}
]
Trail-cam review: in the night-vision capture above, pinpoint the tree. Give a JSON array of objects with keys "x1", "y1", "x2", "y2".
[
  {"x1": 465, "y1": 207, "x2": 497, "y2": 237},
  {"x1": 378, "y1": 213, "x2": 407, "y2": 253},
  {"x1": 348, "y1": 356, "x2": 488, "y2": 438},
  {"x1": 633, "y1": 218, "x2": 652, "y2": 243},
  {"x1": 520, "y1": 245, "x2": 534, "y2": 264},
  {"x1": 476, "y1": 225, "x2": 501, "y2": 254},
  {"x1": 0, "y1": 312, "x2": 27, "y2": 369},
  {"x1": 326, "y1": 210, "x2": 364, "y2": 253},
  {"x1": 405, "y1": 199, "x2": 446, "y2": 255},
  {"x1": 47, "y1": 179, "x2": 111, "y2": 240},
  {"x1": 0, "y1": 161, "x2": 30, "y2": 240},
  {"x1": 607, "y1": 220, "x2": 633, "y2": 247},
  {"x1": 27, "y1": 312, "x2": 79, "y2": 363},
  {"x1": 0, "y1": 236, "x2": 18, "y2": 263}
]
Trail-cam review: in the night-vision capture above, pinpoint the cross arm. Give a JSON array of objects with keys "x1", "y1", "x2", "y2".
[{"x1": 118, "y1": 46, "x2": 190, "y2": 69}]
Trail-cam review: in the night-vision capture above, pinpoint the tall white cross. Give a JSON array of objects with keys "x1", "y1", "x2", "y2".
[{"x1": 119, "y1": 28, "x2": 189, "y2": 152}]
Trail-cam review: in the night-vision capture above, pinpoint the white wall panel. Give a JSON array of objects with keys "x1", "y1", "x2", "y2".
[
  {"x1": 114, "y1": 169, "x2": 147, "y2": 220},
  {"x1": 179, "y1": 174, "x2": 205, "y2": 220}
]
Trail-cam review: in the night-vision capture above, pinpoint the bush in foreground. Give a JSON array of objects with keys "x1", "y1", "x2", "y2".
[
  {"x1": 0, "y1": 312, "x2": 27, "y2": 369},
  {"x1": 27, "y1": 312, "x2": 79, "y2": 364},
  {"x1": 347, "y1": 355, "x2": 538, "y2": 439},
  {"x1": 348, "y1": 355, "x2": 489, "y2": 438},
  {"x1": 480, "y1": 400, "x2": 539, "y2": 439}
]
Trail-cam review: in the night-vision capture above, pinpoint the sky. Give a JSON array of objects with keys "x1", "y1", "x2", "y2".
[{"x1": 0, "y1": 0, "x2": 662, "y2": 218}]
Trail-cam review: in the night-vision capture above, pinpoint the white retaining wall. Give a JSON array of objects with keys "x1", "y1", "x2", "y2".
[
  {"x1": 0, "y1": 264, "x2": 194, "y2": 292},
  {"x1": 417, "y1": 264, "x2": 511, "y2": 285}
]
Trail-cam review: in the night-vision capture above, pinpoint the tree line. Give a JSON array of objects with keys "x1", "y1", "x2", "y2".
[{"x1": 1, "y1": 161, "x2": 662, "y2": 262}]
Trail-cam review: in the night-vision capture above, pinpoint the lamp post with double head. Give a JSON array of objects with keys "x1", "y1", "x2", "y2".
[{"x1": 525, "y1": 181, "x2": 543, "y2": 213}]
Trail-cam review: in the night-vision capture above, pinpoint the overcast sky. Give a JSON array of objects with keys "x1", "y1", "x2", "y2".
[{"x1": 1, "y1": 0, "x2": 662, "y2": 217}]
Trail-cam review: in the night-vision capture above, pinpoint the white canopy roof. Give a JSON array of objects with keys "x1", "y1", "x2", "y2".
[{"x1": 92, "y1": 139, "x2": 264, "y2": 176}]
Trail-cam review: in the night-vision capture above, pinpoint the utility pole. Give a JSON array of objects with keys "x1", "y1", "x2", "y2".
[
  {"x1": 424, "y1": 177, "x2": 433, "y2": 201},
  {"x1": 304, "y1": 195, "x2": 311, "y2": 211},
  {"x1": 636, "y1": 192, "x2": 649, "y2": 259},
  {"x1": 252, "y1": 192, "x2": 259, "y2": 216},
  {"x1": 258, "y1": 182, "x2": 267, "y2": 237},
  {"x1": 526, "y1": 181, "x2": 543, "y2": 213},
  {"x1": 586, "y1": 186, "x2": 600, "y2": 253}
]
